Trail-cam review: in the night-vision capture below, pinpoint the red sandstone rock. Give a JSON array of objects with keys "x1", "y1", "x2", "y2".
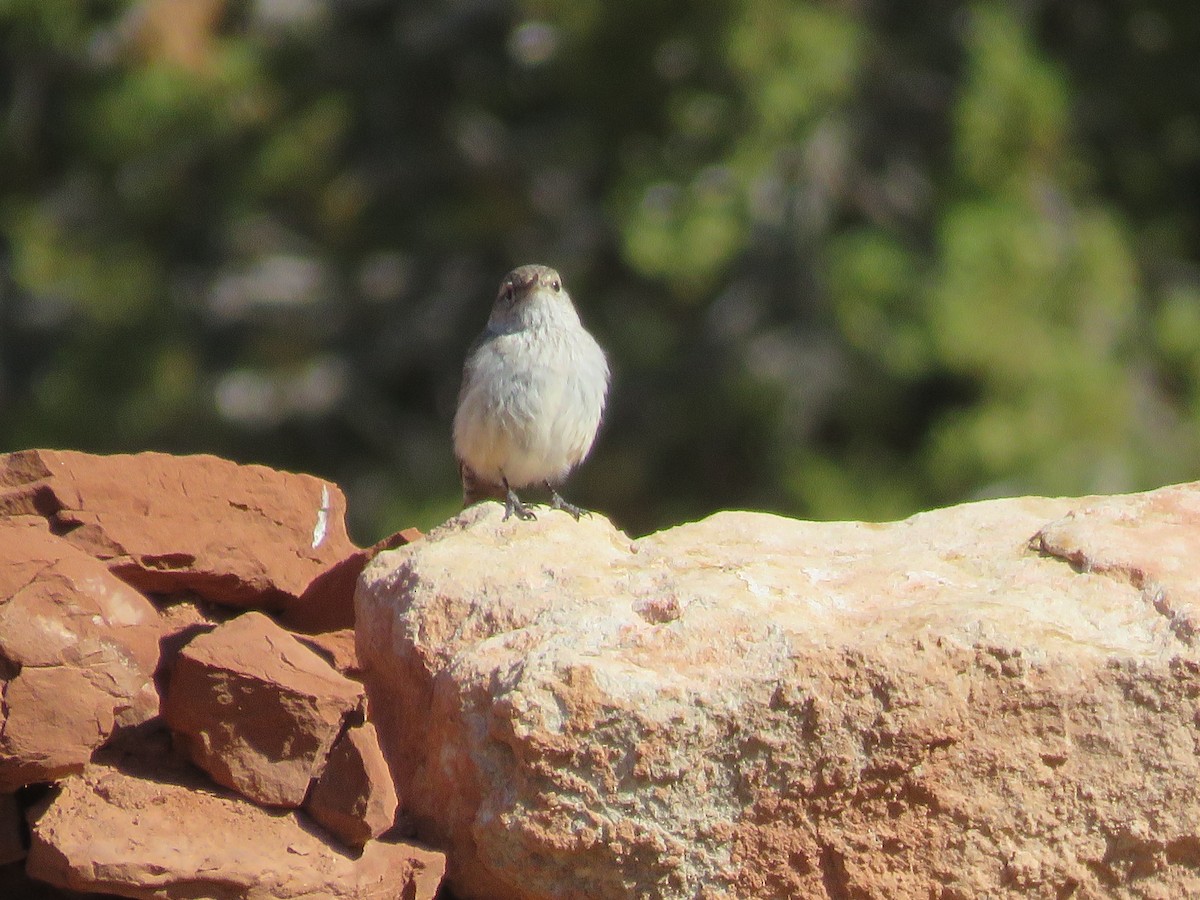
[
  {"x1": 1, "y1": 669, "x2": 113, "y2": 792},
  {"x1": 284, "y1": 527, "x2": 423, "y2": 632},
  {"x1": 0, "y1": 518, "x2": 160, "y2": 790},
  {"x1": 26, "y1": 746, "x2": 445, "y2": 900},
  {"x1": 0, "y1": 449, "x2": 360, "y2": 618},
  {"x1": 0, "y1": 450, "x2": 432, "y2": 896},
  {"x1": 307, "y1": 722, "x2": 399, "y2": 847},
  {"x1": 298, "y1": 627, "x2": 361, "y2": 676},
  {"x1": 285, "y1": 549, "x2": 371, "y2": 632},
  {"x1": 163, "y1": 611, "x2": 364, "y2": 807},
  {"x1": 152, "y1": 595, "x2": 227, "y2": 679}
]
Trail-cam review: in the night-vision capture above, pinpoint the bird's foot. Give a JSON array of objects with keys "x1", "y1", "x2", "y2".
[
  {"x1": 503, "y1": 486, "x2": 537, "y2": 521},
  {"x1": 548, "y1": 486, "x2": 589, "y2": 521}
]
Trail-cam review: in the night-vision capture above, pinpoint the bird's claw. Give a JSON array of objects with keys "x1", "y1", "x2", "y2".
[
  {"x1": 549, "y1": 490, "x2": 588, "y2": 521},
  {"x1": 504, "y1": 488, "x2": 537, "y2": 521}
]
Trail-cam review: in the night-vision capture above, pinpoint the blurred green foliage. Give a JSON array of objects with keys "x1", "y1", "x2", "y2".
[{"x1": 2, "y1": 0, "x2": 1199, "y2": 541}]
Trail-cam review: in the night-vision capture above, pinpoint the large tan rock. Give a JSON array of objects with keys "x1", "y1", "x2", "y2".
[
  {"x1": 0, "y1": 449, "x2": 359, "y2": 622},
  {"x1": 357, "y1": 487, "x2": 1200, "y2": 900},
  {"x1": 0, "y1": 518, "x2": 161, "y2": 790},
  {"x1": 25, "y1": 742, "x2": 444, "y2": 900},
  {"x1": 163, "y1": 611, "x2": 364, "y2": 807}
]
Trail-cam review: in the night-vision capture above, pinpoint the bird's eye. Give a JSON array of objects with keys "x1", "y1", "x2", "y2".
[
  {"x1": 551, "y1": 279, "x2": 561, "y2": 292},
  {"x1": 502, "y1": 285, "x2": 514, "y2": 301}
]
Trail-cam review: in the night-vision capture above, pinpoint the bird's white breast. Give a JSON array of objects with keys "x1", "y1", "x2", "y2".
[{"x1": 454, "y1": 303, "x2": 609, "y2": 489}]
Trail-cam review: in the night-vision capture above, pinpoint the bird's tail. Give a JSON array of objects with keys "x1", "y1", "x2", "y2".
[{"x1": 459, "y1": 461, "x2": 505, "y2": 508}]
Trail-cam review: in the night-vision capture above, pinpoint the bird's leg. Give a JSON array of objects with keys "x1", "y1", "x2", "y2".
[
  {"x1": 503, "y1": 478, "x2": 537, "y2": 521},
  {"x1": 546, "y1": 481, "x2": 588, "y2": 520}
]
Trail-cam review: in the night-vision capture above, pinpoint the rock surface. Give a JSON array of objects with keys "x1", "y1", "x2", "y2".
[
  {"x1": 0, "y1": 517, "x2": 161, "y2": 790},
  {"x1": 0, "y1": 449, "x2": 358, "y2": 620},
  {"x1": 307, "y1": 721, "x2": 400, "y2": 847},
  {"x1": 0, "y1": 449, "x2": 439, "y2": 898},
  {"x1": 357, "y1": 486, "x2": 1200, "y2": 900},
  {"x1": 26, "y1": 743, "x2": 444, "y2": 900},
  {"x1": 298, "y1": 626, "x2": 361, "y2": 676},
  {"x1": 1034, "y1": 484, "x2": 1200, "y2": 641},
  {"x1": 163, "y1": 611, "x2": 364, "y2": 807}
]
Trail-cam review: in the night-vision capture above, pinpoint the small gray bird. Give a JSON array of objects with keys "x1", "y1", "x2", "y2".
[{"x1": 454, "y1": 264, "x2": 609, "y2": 521}]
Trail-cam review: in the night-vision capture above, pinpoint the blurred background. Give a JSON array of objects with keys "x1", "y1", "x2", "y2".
[{"x1": 2, "y1": 0, "x2": 1199, "y2": 543}]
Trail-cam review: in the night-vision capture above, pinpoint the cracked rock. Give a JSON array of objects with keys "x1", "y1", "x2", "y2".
[
  {"x1": 26, "y1": 740, "x2": 444, "y2": 900},
  {"x1": 0, "y1": 449, "x2": 360, "y2": 625},
  {"x1": 0, "y1": 518, "x2": 161, "y2": 791},
  {"x1": 306, "y1": 721, "x2": 399, "y2": 847},
  {"x1": 163, "y1": 611, "x2": 364, "y2": 807}
]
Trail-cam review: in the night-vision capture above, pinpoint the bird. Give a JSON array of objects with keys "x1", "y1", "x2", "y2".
[{"x1": 453, "y1": 264, "x2": 609, "y2": 521}]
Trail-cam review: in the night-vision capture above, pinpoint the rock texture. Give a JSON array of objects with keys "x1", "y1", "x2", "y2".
[
  {"x1": 299, "y1": 627, "x2": 361, "y2": 676},
  {"x1": 1034, "y1": 485, "x2": 1200, "y2": 641},
  {"x1": 0, "y1": 517, "x2": 161, "y2": 790},
  {"x1": 163, "y1": 611, "x2": 364, "y2": 807},
  {"x1": 0, "y1": 449, "x2": 357, "y2": 622},
  {"x1": 26, "y1": 742, "x2": 443, "y2": 900},
  {"x1": 357, "y1": 486, "x2": 1200, "y2": 900},
  {"x1": 308, "y1": 722, "x2": 400, "y2": 847},
  {"x1": 0, "y1": 449, "x2": 441, "y2": 898}
]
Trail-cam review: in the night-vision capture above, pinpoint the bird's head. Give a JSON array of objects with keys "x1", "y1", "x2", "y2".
[{"x1": 487, "y1": 264, "x2": 579, "y2": 332}]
